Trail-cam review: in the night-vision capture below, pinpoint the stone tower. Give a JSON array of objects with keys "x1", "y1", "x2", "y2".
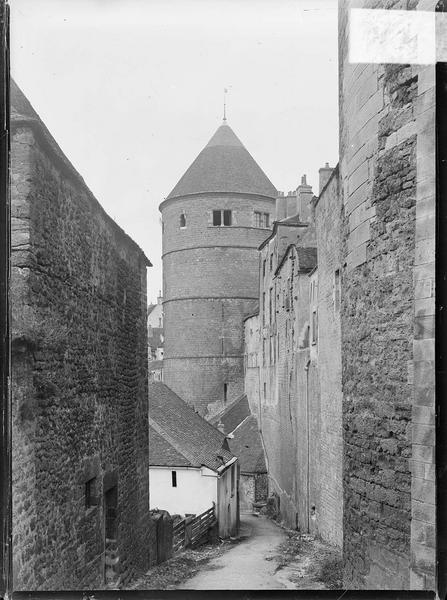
[{"x1": 160, "y1": 119, "x2": 276, "y2": 416}]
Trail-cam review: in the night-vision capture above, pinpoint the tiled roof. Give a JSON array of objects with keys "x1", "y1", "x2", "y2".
[
  {"x1": 166, "y1": 122, "x2": 277, "y2": 200},
  {"x1": 279, "y1": 214, "x2": 308, "y2": 226},
  {"x1": 228, "y1": 416, "x2": 267, "y2": 474},
  {"x1": 210, "y1": 394, "x2": 251, "y2": 435},
  {"x1": 148, "y1": 382, "x2": 234, "y2": 471},
  {"x1": 297, "y1": 247, "x2": 318, "y2": 271},
  {"x1": 149, "y1": 424, "x2": 191, "y2": 467}
]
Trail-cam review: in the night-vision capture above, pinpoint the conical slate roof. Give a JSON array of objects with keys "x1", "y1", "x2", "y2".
[{"x1": 167, "y1": 121, "x2": 277, "y2": 200}]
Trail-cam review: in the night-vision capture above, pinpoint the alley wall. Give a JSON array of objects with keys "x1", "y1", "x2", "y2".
[
  {"x1": 11, "y1": 82, "x2": 151, "y2": 590},
  {"x1": 339, "y1": 0, "x2": 436, "y2": 589}
]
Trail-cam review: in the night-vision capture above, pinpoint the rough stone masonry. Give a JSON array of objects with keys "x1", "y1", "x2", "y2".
[
  {"x1": 10, "y1": 80, "x2": 152, "y2": 590},
  {"x1": 339, "y1": 0, "x2": 436, "y2": 589}
]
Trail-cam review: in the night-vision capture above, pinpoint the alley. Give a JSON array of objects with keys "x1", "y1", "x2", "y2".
[{"x1": 179, "y1": 515, "x2": 286, "y2": 590}]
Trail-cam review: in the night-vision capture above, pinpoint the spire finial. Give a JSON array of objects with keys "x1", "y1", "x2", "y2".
[{"x1": 223, "y1": 87, "x2": 228, "y2": 122}]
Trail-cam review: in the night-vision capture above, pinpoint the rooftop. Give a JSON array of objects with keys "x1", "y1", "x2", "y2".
[
  {"x1": 149, "y1": 382, "x2": 234, "y2": 471},
  {"x1": 165, "y1": 121, "x2": 277, "y2": 201}
]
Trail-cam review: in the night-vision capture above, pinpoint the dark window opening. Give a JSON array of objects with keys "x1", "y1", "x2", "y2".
[
  {"x1": 180, "y1": 213, "x2": 186, "y2": 228},
  {"x1": 264, "y1": 382, "x2": 267, "y2": 399},
  {"x1": 172, "y1": 471, "x2": 177, "y2": 487},
  {"x1": 264, "y1": 213, "x2": 270, "y2": 227},
  {"x1": 270, "y1": 253, "x2": 273, "y2": 270},
  {"x1": 224, "y1": 383, "x2": 228, "y2": 403},
  {"x1": 213, "y1": 209, "x2": 232, "y2": 226},
  {"x1": 312, "y1": 310, "x2": 318, "y2": 344},
  {"x1": 85, "y1": 477, "x2": 98, "y2": 509},
  {"x1": 231, "y1": 464, "x2": 235, "y2": 494},
  {"x1": 262, "y1": 259, "x2": 266, "y2": 277},
  {"x1": 105, "y1": 486, "x2": 118, "y2": 539},
  {"x1": 334, "y1": 269, "x2": 340, "y2": 312}
]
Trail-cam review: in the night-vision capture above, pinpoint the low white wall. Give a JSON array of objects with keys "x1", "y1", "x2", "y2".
[{"x1": 149, "y1": 466, "x2": 217, "y2": 516}]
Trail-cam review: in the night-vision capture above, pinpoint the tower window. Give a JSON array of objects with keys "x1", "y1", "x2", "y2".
[
  {"x1": 172, "y1": 471, "x2": 177, "y2": 487},
  {"x1": 213, "y1": 209, "x2": 232, "y2": 226},
  {"x1": 180, "y1": 213, "x2": 186, "y2": 228},
  {"x1": 224, "y1": 383, "x2": 228, "y2": 402},
  {"x1": 254, "y1": 212, "x2": 271, "y2": 228}
]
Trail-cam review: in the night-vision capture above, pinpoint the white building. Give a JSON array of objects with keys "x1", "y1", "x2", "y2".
[{"x1": 148, "y1": 382, "x2": 239, "y2": 538}]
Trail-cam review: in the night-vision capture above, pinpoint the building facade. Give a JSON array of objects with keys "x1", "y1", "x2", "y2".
[
  {"x1": 160, "y1": 120, "x2": 277, "y2": 416},
  {"x1": 11, "y1": 80, "x2": 152, "y2": 590},
  {"x1": 339, "y1": 0, "x2": 436, "y2": 589},
  {"x1": 244, "y1": 168, "x2": 343, "y2": 547},
  {"x1": 148, "y1": 382, "x2": 239, "y2": 538}
]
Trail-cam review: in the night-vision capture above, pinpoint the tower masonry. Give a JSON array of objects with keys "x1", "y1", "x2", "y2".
[{"x1": 160, "y1": 120, "x2": 276, "y2": 416}]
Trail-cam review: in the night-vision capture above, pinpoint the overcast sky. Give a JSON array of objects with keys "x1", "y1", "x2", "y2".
[{"x1": 9, "y1": 0, "x2": 339, "y2": 302}]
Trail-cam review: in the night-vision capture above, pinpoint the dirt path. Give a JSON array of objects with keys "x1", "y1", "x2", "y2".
[{"x1": 178, "y1": 514, "x2": 318, "y2": 590}]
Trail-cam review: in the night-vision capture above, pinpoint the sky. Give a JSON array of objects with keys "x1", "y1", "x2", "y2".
[{"x1": 9, "y1": 0, "x2": 339, "y2": 302}]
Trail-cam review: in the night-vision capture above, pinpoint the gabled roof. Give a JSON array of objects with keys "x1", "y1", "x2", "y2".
[
  {"x1": 149, "y1": 382, "x2": 234, "y2": 471},
  {"x1": 210, "y1": 394, "x2": 251, "y2": 435},
  {"x1": 165, "y1": 121, "x2": 277, "y2": 201},
  {"x1": 275, "y1": 244, "x2": 317, "y2": 276},
  {"x1": 228, "y1": 416, "x2": 267, "y2": 474}
]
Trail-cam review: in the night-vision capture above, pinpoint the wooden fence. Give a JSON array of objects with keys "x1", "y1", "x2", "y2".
[{"x1": 172, "y1": 504, "x2": 216, "y2": 553}]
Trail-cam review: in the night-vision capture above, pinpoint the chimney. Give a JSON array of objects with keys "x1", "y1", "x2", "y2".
[
  {"x1": 296, "y1": 174, "x2": 313, "y2": 223},
  {"x1": 319, "y1": 162, "x2": 333, "y2": 194},
  {"x1": 275, "y1": 191, "x2": 287, "y2": 221}
]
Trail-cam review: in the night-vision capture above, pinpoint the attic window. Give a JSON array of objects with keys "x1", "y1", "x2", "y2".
[
  {"x1": 213, "y1": 210, "x2": 232, "y2": 226},
  {"x1": 180, "y1": 213, "x2": 186, "y2": 228}
]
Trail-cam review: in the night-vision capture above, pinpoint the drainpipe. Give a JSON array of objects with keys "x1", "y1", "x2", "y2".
[{"x1": 304, "y1": 359, "x2": 310, "y2": 533}]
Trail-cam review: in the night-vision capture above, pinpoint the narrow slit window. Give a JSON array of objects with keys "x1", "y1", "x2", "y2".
[
  {"x1": 264, "y1": 213, "x2": 270, "y2": 228},
  {"x1": 180, "y1": 213, "x2": 186, "y2": 228},
  {"x1": 223, "y1": 210, "x2": 232, "y2": 226},
  {"x1": 224, "y1": 383, "x2": 228, "y2": 403},
  {"x1": 85, "y1": 477, "x2": 98, "y2": 509},
  {"x1": 334, "y1": 269, "x2": 341, "y2": 312},
  {"x1": 172, "y1": 471, "x2": 177, "y2": 487}
]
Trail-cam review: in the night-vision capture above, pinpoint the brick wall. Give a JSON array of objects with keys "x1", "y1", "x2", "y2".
[
  {"x1": 339, "y1": 0, "x2": 436, "y2": 589},
  {"x1": 161, "y1": 193, "x2": 274, "y2": 415},
  {"x1": 11, "y1": 108, "x2": 150, "y2": 589}
]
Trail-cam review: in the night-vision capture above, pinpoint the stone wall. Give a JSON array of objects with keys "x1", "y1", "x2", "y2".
[
  {"x1": 339, "y1": 0, "x2": 436, "y2": 589},
  {"x1": 11, "y1": 89, "x2": 151, "y2": 590},
  {"x1": 313, "y1": 169, "x2": 344, "y2": 547},
  {"x1": 161, "y1": 193, "x2": 274, "y2": 415}
]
